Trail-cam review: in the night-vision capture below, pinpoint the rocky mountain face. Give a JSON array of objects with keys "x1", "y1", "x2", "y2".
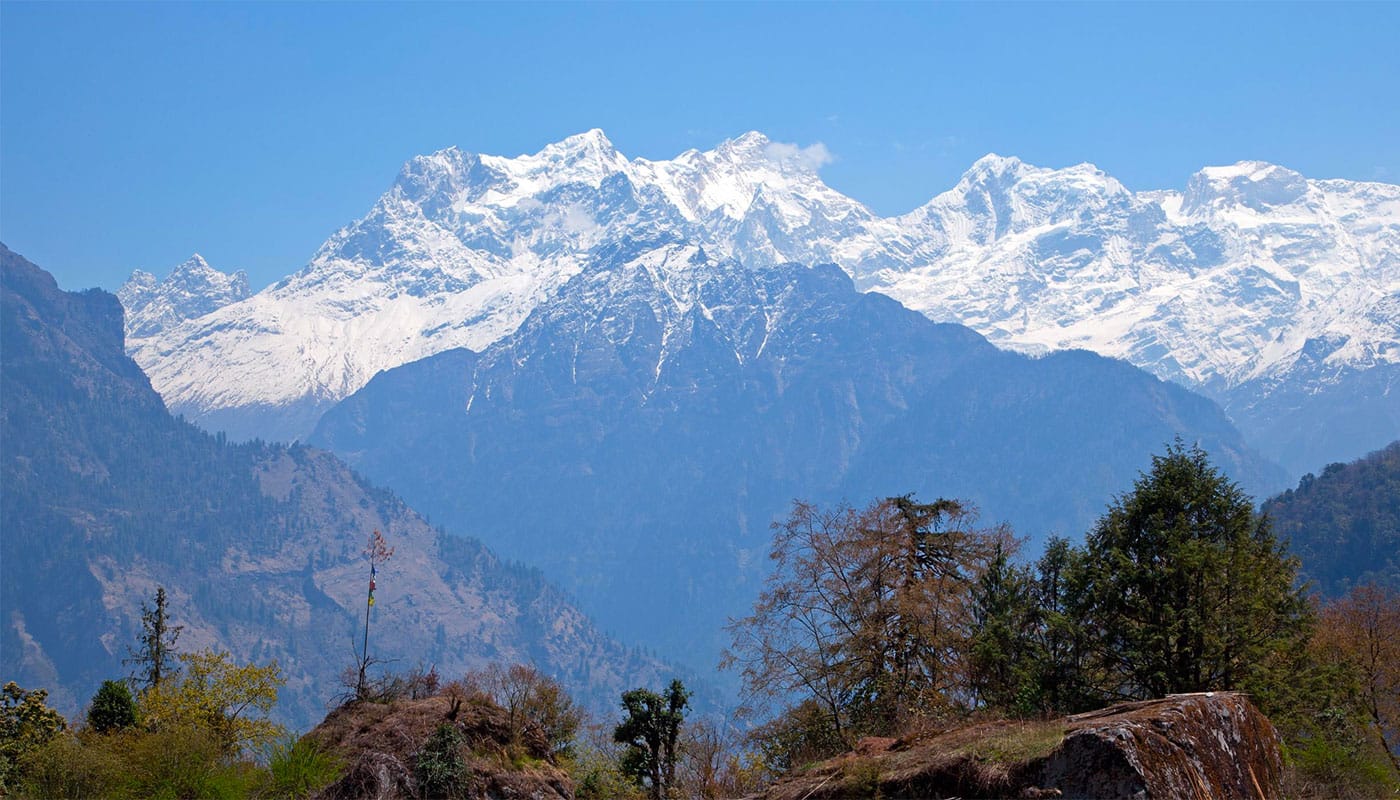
[
  {"x1": 0, "y1": 244, "x2": 669, "y2": 729},
  {"x1": 121, "y1": 133, "x2": 1397, "y2": 472},
  {"x1": 118, "y1": 254, "x2": 250, "y2": 339},
  {"x1": 759, "y1": 693, "x2": 1283, "y2": 800},
  {"x1": 307, "y1": 240, "x2": 1283, "y2": 665}
]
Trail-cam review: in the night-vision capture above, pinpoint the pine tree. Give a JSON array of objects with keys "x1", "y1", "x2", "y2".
[
  {"x1": 126, "y1": 586, "x2": 183, "y2": 691},
  {"x1": 86, "y1": 680, "x2": 137, "y2": 733},
  {"x1": 967, "y1": 543, "x2": 1038, "y2": 713},
  {"x1": 1027, "y1": 536, "x2": 1094, "y2": 714},
  {"x1": 1077, "y1": 440, "x2": 1310, "y2": 700}
]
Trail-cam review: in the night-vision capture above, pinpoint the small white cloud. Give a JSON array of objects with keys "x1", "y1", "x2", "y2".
[
  {"x1": 762, "y1": 141, "x2": 834, "y2": 171},
  {"x1": 559, "y1": 203, "x2": 600, "y2": 237}
]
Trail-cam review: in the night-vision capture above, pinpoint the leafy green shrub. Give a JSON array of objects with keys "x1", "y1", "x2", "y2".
[
  {"x1": 572, "y1": 747, "x2": 643, "y2": 800},
  {"x1": 1285, "y1": 736, "x2": 1400, "y2": 799},
  {"x1": 415, "y1": 723, "x2": 471, "y2": 800},
  {"x1": 747, "y1": 699, "x2": 847, "y2": 775},
  {"x1": 842, "y1": 759, "x2": 883, "y2": 796},
  {"x1": 117, "y1": 724, "x2": 257, "y2": 800},
  {"x1": 0, "y1": 682, "x2": 67, "y2": 792},
  {"x1": 12, "y1": 732, "x2": 124, "y2": 799},
  {"x1": 88, "y1": 680, "x2": 138, "y2": 733},
  {"x1": 258, "y1": 734, "x2": 344, "y2": 799}
]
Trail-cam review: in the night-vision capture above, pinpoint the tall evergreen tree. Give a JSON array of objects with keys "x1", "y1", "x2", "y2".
[
  {"x1": 967, "y1": 543, "x2": 1038, "y2": 713},
  {"x1": 1027, "y1": 536, "x2": 1094, "y2": 715},
  {"x1": 126, "y1": 587, "x2": 183, "y2": 691},
  {"x1": 1077, "y1": 440, "x2": 1310, "y2": 700}
]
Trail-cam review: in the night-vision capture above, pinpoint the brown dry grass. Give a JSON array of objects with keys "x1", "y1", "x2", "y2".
[{"x1": 308, "y1": 692, "x2": 569, "y2": 800}]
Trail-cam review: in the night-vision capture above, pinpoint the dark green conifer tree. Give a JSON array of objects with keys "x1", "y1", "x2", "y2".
[
  {"x1": 1077, "y1": 439, "x2": 1310, "y2": 701},
  {"x1": 1028, "y1": 536, "x2": 1094, "y2": 714},
  {"x1": 968, "y1": 543, "x2": 1038, "y2": 713},
  {"x1": 86, "y1": 680, "x2": 137, "y2": 733}
]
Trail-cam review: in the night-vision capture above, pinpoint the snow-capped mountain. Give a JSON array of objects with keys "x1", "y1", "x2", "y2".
[
  {"x1": 121, "y1": 131, "x2": 1399, "y2": 469},
  {"x1": 118, "y1": 254, "x2": 250, "y2": 339},
  {"x1": 835, "y1": 156, "x2": 1399, "y2": 471},
  {"x1": 120, "y1": 130, "x2": 878, "y2": 440},
  {"x1": 841, "y1": 156, "x2": 1398, "y2": 393}
]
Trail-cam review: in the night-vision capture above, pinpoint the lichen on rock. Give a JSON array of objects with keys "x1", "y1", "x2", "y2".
[{"x1": 758, "y1": 691, "x2": 1282, "y2": 800}]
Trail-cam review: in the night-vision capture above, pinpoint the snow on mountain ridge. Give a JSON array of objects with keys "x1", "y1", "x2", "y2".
[
  {"x1": 118, "y1": 254, "x2": 250, "y2": 339},
  {"x1": 845, "y1": 156, "x2": 1398, "y2": 395},
  {"x1": 119, "y1": 132, "x2": 1399, "y2": 449}
]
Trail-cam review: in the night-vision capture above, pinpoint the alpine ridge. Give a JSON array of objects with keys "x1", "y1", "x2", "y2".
[{"x1": 121, "y1": 132, "x2": 1399, "y2": 471}]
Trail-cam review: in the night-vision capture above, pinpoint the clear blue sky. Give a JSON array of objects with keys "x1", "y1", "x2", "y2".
[{"x1": 3, "y1": 1, "x2": 1397, "y2": 291}]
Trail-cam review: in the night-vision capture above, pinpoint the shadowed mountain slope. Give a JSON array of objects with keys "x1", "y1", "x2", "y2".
[{"x1": 310, "y1": 240, "x2": 1285, "y2": 665}]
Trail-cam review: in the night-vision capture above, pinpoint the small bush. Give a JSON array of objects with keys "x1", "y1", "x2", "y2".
[
  {"x1": 747, "y1": 699, "x2": 848, "y2": 775},
  {"x1": 1284, "y1": 736, "x2": 1400, "y2": 799},
  {"x1": 415, "y1": 723, "x2": 471, "y2": 800},
  {"x1": 572, "y1": 747, "x2": 643, "y2": 800},
  {"x1": 13, "y1": 732, "x2": 124, "y2": 799},
  {"x1": 842, "y1": 759, "x2": 883, "y2": 796},
  {"x1": 119, "y1": 724, "x2": 257, "y2": 800},
  {"x1": 88, "y1": 680, "x2": 138, "y2": 733},
  {"x1": 259, "y1": 734, "x2": 344, "y2": 799}
]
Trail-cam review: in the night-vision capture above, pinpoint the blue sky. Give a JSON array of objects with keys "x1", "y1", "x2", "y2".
[{"x1": 3, "y1": 2, "x2": 1397, "y2": 291}]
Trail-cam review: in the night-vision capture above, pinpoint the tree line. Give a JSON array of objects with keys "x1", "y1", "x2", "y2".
[{"x1": 722, "y1": 440, "x2": 1399, "y2": 797}]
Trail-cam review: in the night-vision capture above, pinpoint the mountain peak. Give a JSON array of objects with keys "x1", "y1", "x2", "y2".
[
  {"x1": 564, "y1": 127, "x2": 612, "y2": 146},
  {"x1": 1184, "y1": 160, "x2": 1309, "y2": 214},
  {"x1": 173, "y1": 253, "x2": 213, "y2": 273},
  {"x1": 964, "y1": 153, "x2": 1026, "y2": 178},
  {"x1": 712, "y1": 132, "x2": 834, "y2": 177},
  {"x1": 540, "y1": 128, "x2": 620, "y2": 161},
  {"x1": 728, "y1": 130, "x2": 771, "y2": 149},
  {"x1": 118, "y1": 255, "x2": 252, "y2": 339},
  {"x1": 1197, "y1": 160, "x2": 1294, "y2": 180}
]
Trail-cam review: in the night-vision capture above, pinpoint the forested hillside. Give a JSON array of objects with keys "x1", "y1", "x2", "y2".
[{"x1": 1264, "y1": 441, "x2": 1400, "y2": 597}]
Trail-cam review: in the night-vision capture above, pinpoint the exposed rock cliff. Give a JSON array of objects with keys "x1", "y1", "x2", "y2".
[{"x1": 759, "y1": 692, "x2": 1282, "y2": 800}]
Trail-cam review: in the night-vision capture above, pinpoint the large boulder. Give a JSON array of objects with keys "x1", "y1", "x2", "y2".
[
  {"x1": 759, "y1": 692, "x2": 1282, "y2": 800},
  {"x1": 1038, "y1": 693, "x2": 1282, "y2": 799}
]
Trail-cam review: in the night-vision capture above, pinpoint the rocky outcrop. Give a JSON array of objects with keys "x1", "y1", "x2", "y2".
[
  {"x1": 759, "y1": 692, "x2": 1282, "y2": 800},
  {"x1": 308, "y1": 693, "x2": 572, "y2": 800},
  {"x1": 1041, "y1": 693, "x2": 1282, "y2": 799}
]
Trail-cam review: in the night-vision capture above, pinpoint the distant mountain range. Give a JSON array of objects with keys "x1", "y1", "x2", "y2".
[
  {"x1": 0, "y1": 244, "x2": 670, "y2": 728},
  {"x1": 305, "y1": 238, "x2": 1283, "y2": 664},
  {"x1": 120, "y1": 132, "x2": 1398, "y2": 473}
]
